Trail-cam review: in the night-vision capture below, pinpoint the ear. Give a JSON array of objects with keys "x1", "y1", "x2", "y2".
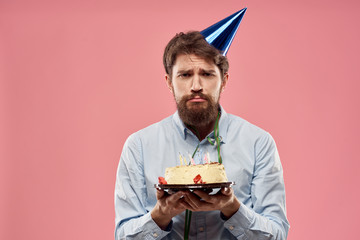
[
  {"x1": 165, "y1": 74, "x2": 174, "y2": 94},
  {"x1": 221, "y1": 73, "x2": 229, "y2": 92}
]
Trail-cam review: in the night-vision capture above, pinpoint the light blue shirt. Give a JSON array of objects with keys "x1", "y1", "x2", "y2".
[{"x1": 114, "y1": 107, "x2": 289, "y2": 239}]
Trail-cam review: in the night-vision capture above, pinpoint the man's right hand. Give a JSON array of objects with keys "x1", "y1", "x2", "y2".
[{"x1": 151, "y1": 189, "x2": 187, "y2": 230}]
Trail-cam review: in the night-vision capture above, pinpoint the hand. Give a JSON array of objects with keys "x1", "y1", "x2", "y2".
[
  {"x1": 151, "y1": 189, "x2": 187, "y2": 230},
  {"x1": 182, "y1": 187, "x2": 240, "y2": 219}
]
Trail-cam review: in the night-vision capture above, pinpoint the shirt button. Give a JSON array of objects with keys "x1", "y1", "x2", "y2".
[
  {"x1": 199, "y1": 227, "x2": 204, "y2": 232},
  {"x1": 152, "y1": 232, "x2": 158, "y2": 237},
  {"x1": 229, "y1": 226, "x2": 234, "y2": 230}
]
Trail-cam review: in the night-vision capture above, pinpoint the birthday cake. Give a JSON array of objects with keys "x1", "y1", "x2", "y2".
[{"x1": 162, "y1": 162, "x2": 228, "y2": 185}]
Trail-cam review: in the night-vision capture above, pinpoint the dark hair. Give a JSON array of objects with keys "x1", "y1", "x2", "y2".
[{"x1": 163, "y1": 31, "x2": 229, "y2": 79}]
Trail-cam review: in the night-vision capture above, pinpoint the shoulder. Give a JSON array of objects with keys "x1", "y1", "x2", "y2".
[
  {"x1": 135, "y1": 114, "x2": 174, "y2": 138},
  {"x1": 226, "y1": 113, "x2": 270, "y2": 138},
  {"x1": 225, "y1": 113, "x2": 279, "y2": 163},
  {"x1": 224, "y1": 112, "x2": 277, "y2": 154}
]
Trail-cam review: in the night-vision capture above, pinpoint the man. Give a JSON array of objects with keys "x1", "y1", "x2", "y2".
[{"x1": 115, "y1": 11, "x2": 289, "y2": 240}]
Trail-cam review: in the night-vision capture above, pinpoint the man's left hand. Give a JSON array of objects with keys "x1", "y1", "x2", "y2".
[{"x1": 182, "y1": 187, "x2": 241, "y2": 219}]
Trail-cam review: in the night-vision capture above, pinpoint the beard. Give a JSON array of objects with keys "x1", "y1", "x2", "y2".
[{"x1": 176, "y1": 92, "x2": 219, "y2": 127}]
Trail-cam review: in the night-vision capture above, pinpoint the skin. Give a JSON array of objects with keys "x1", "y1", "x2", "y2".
[{"x1": 150, "y1": 54, "x2": 240, "y2": 230}]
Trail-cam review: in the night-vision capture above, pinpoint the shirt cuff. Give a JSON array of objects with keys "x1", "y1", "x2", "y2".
[
  {"x1": 141, "y1": 212, "x2": 173, "y2": 239},
  {"x1": 222, "y1": 204, "x2": 254, "y2": 238}
]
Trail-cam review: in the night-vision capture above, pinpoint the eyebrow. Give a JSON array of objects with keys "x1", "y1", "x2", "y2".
[
  {"x1": 200, "y1": 69, "x2": 216, "y2": 74},
  {"x1": 176, "y1": 69, "x2": 192, "y2": 74},
  {"x1": 176, "y1": 68, "x2": 217, "y2": 74}
]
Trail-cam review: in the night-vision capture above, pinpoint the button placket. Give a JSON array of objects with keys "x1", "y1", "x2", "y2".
[{"x1": 195, "y1": 213, "x2": 206, "y2": 239}]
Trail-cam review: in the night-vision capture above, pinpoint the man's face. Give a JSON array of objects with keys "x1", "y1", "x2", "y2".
[{"x1": 165, "y1": 54, "x2": 228, "y2": 127}]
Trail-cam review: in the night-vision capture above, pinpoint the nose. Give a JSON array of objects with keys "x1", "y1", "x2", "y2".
[{"x1": 191, "y1": 74, "x2": 203, "y2": 92}]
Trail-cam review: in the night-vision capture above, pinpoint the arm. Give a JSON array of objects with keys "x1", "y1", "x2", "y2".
[
  {"x1": 114, "y1": 134, "x2": 187, "y2": 239},
  {"x1": 184, "y1": 133, "x2": 289, "y2": 239},
  {"x1": 114, "y1": 135, "x2": 168, "y2": 239}
]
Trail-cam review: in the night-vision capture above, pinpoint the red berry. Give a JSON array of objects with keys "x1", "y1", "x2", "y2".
[
  {"x1": 193, "y1": 174, "x2": 202, "y2": 184},
  {"x1": 158, "y1": 177, "x2": 167, "y2": 184}
]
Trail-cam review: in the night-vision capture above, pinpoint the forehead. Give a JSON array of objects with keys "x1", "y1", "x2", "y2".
[{"x1": 173, "y1": 54, "x2": 218, "y2": 72}]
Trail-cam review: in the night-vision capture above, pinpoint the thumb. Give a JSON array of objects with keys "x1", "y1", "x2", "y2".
[{"x1": 156, "y1": 189, "x2": 165, "y2": 199}]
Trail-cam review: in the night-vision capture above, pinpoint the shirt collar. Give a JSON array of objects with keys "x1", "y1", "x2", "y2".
[{"x1": 172, "y1": 105, "x2": 229, "y2": 143}]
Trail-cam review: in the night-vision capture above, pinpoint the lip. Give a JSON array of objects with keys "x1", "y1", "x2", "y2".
[{"x1": 188, "y1": 97, "x2": 207, "y2": 102}]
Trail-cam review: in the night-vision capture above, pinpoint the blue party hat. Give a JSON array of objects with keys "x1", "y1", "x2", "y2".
[{"x1": 201, "y1": 8, "x2": 247, "y2": 55}]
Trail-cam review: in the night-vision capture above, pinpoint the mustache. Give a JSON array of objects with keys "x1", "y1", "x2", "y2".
[{"x1": 183, "y1": 92, "x2": 211, "y2": 102}]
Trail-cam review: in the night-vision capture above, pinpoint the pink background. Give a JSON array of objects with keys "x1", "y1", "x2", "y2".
[{"x1": 1, "y1": 0, "x2": 360, "y2": 239}]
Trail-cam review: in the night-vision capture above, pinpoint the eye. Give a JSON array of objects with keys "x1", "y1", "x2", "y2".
[
  {"x1": 178, "y1": 73, "x2": 191, "y2": 78},
  {"x1": 203, "y1": 72, "x2": 213, "y2": 77}
]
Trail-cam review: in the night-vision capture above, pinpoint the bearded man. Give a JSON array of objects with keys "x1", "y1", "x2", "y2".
[{"x1": 114, "y1": 27, "x2": 289, "y2": 240}]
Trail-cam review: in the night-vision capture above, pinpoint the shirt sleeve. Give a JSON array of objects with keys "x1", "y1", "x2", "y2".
[
  {"x1": 223, "y1": 132, "x2": 290, "y2": 239},
  {"x1": 114, "y1": 134, "x2": 172, "y2": 240}
]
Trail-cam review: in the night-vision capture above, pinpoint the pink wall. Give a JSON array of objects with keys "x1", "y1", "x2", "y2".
[{"x1": 1, "y1": 0, "x2": 360, "y2": 239}]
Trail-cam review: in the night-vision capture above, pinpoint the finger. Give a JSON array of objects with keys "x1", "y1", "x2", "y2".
[
  {"x1": 169, "y1": 191, "x2": 185, "y2": 201},
  {"x1": 184, "y1": 197, "x2": 214, "y2": 212},
  {"x1": 174, "y1": 198, "x2": 187, "y2": 211},
  {"x1": 221, "y1": 187, "x2": 232, "y2": 196},
  {"x1": 193, "y1": 190, "x2": 213, "y2": 203},
  {"x1": 184, "y1": 192, "x2": 200, "y2": 209},
  {"x1": 180, "y1": 199, "x2": 193, "y2": 211}
]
